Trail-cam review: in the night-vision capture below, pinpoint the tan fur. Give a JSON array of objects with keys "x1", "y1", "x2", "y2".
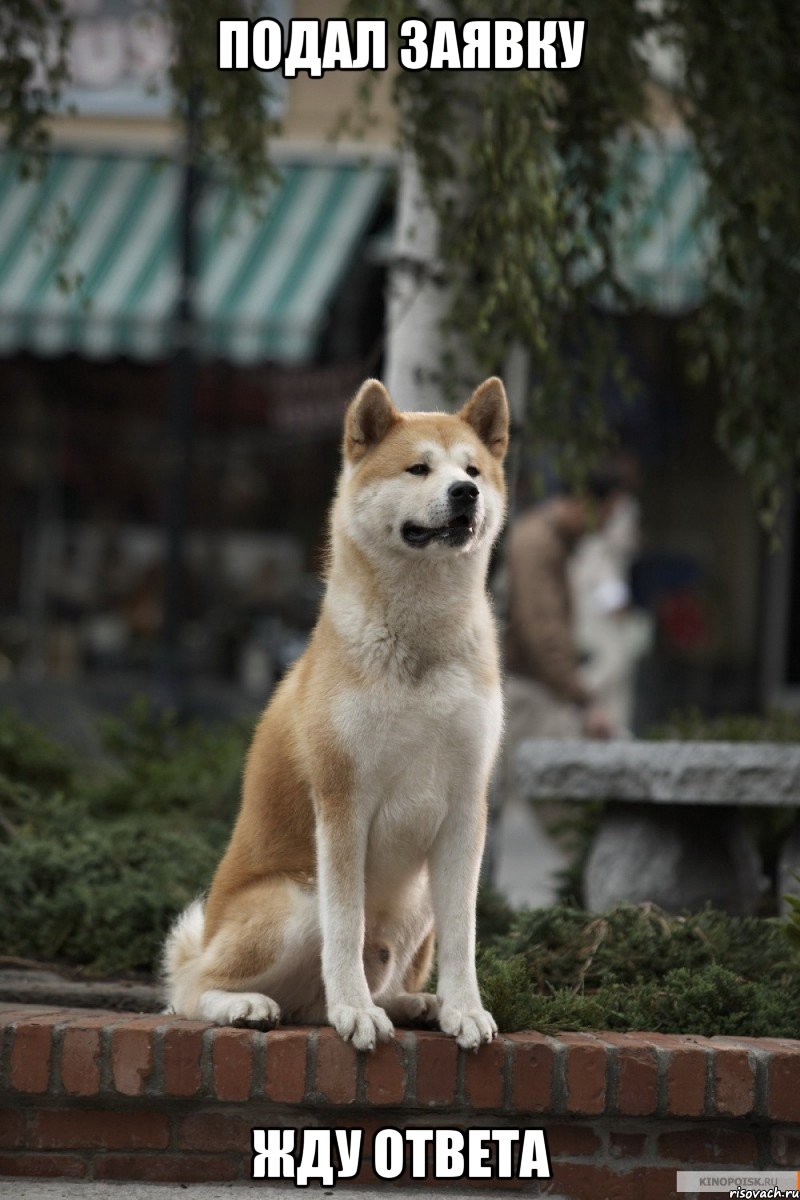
[
  {"x1": 163, "y1": 377, "x2": 509, "y2": 1050},
  {"x1": 403, "y1": 927, "x2": 436, "y2": 993}
]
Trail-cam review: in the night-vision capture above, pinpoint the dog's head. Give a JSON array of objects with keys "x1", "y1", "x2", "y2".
[{"x1": 336, "y1": 377, "x2": 509, "y2": 562}]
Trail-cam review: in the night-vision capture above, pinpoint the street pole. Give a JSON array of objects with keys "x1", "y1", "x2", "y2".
[{"x1": 160, "y1": 82, "x2": 202, "y2": 714}]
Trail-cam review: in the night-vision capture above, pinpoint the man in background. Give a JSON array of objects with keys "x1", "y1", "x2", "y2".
[
  {"x1": 489, "y1": 468, "x2": 630, "y2": 907},
  {"x1": 504, "y1": 469, "x2": 627, "y2": 742}
]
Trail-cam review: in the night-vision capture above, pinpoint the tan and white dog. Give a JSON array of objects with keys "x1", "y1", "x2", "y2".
[{"x1": 163, "y1": 376, "x2": 509, "y2": 1051}]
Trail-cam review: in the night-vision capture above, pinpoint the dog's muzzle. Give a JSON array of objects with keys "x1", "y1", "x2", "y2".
[{"x1": 401, "y1": 482, "x2": 480, "y2": 548}]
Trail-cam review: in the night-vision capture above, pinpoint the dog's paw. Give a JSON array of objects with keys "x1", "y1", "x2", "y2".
[
  {"x1": 199, "y1": 989, "x2": 281, "y2": 1029},
  {"x1": 329, "y1": 1003, "x2": 394, "y2": 1051},
  {"x1": 384, "y1": 992, "x2": 440, "y2": 1025},
  {"x1": 438, "y1": 1002, "x2": 497, "y2": 1050}
]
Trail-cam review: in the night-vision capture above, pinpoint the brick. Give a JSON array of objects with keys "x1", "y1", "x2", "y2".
[
  {"x1": 666, "y1": 1044, "x2": 708, "y2": 1118},
  {"x1": 549, "y1": 1162, "x2": 640, "y2": 1200},
  {"x1": 641, "y1": 1166, "x2": 683, "y2": 1200},
  {"x1": 162, "y1": 1022, "x2": 207, "y2": 1097},
  {"x1": 111, "y1": 1024, "x2": 155, "y2": 1096},
  {"x1": 31, "y1": 1109, "x2": 169, "y2": 1151},
  {"x1": 363, "y1": 1035, "x2": 407, "y2": 1105},
  {"x1": 712, "y1": 1047, "x2": 755, "y2": 1117},
  {"x1": 771, "y1": 1129, "x2": 800, "y2": 1166},
  {"x1": 315, "y1": 1029, "x2": 358, "y2": 1104},
  {"x1": 546, "y1": 1123, "x2": 602, "y2": 1157},
  {"x1": 349, "y1": 1159, "x2": 383, "y2": 1187},
  {"x1": 264, "y1": 1029, "x2": 308, "y2": 1103},
  {"x1": 712, "y1": 1035, "x2": 781, "y2": 1051},
  {"x1": 61, "y1": 1026, "x2": 103, "y2": 1097},
  {"x1": 460, "y1": 1171, "x2": 527, "y2": 1190},
  {"x1": 769, "y1": 1048, "x2": 800, "y2": 1122},
  {"x1": 329, "y1": 1114, "x2": 388, "y2": 1145},
  {"x1": 464, "y1": 1036, "x2": 506, "y2": 1110},
  {"x1": 739, "y1": 1036, "x2": 800, "y2": 1052},
  {"x1": 602, "y1": 1035, "x2": 658, "y2": 1116},
  {"x1": 562, "y1": 1033, "x2": 606, "y2": 1116},
  {"x1": 609, "y1": 1131, "x2": 647, "y2": 1159},
  {"x1": 0, "y1": 1152, "x2": 86, "y2": 1178},
  {"x1": 508, "y1": 1033, "x2": 555, "y2": 1114},
  {"x1": 9, "y1": 1015, "x2": 64, "y2": 1093},
  {"x1": 94, "y1": 1153, "x2": 239, "y2": 1183},
  {"x1": 415, "y1": 1032, "x2": 457, "y2": 1106},
  {"x1": 211, "y1": 1027, "x2": 254, "y2": 1102},
  {"x1": 658, "y1": 1127, "x2": 758, "y2": 1165},
  {"x1": 0, "y1": 1005, "x2": 66, "y2": 1023},
  {"x1": 177, "y1": 1111, "x2": 251, "y2": 1152},
  {"x1": 0, "y1": 1106, "x2": 25, "y2": 1148}
]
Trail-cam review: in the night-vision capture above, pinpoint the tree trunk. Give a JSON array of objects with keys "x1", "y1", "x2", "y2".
[{"x1": 384, "y1": 151, "x2": 452, "y2": 411}]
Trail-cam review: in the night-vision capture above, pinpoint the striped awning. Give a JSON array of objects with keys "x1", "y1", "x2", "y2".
[
  {"x1": 0, "y1": 151, "x2": 389, "y2": 363},
  {"x1": 611, "y1": 133, "x2": 711, "y2": 313}
]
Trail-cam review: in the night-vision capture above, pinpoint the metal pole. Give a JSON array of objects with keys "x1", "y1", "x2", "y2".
[{"x1": 160, "y1": 84, "x2": 202, "y2": 713}]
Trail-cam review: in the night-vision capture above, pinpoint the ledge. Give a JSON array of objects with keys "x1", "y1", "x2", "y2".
[{"x1": 2, "y1": 1004, "x2": 800, "y2": 1194}]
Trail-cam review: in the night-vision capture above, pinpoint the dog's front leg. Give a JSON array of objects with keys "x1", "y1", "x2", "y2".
[
  {"x1": 316, "y1": 809, "x2": 394, "y2": 1052},
  {"x1": 428, "y1": 795, "x2": 497, "y2": 1050}
]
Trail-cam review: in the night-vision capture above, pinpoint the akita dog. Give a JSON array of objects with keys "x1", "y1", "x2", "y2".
[{"x1": 163, "y1": 376, "x2": 509, "y2": 1051}]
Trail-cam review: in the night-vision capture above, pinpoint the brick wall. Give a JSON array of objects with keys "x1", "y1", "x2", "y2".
[{"x1": 1, "y1": 1004, "x2": 799, "y2": 1197}]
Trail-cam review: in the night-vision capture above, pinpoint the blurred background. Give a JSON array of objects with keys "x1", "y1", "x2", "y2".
[
  {"x1": 0, "y1": 1, "x2": 797, "y2": 742},
  {"x1": 1, "y1": 1, "x2": 800, "y2": 1000}
]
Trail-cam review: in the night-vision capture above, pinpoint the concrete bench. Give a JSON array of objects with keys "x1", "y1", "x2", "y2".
[{"x1": 516, "y1": 739, "x2": 800, "y2": 914}]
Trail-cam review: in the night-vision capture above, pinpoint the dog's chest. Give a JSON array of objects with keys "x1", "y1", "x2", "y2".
[
  {"x1": 332, "y1": 661, "x2": 501, "y2": 877},
  {"x1": 335, "y1": 659, "x2": 495, "y2": 777}
]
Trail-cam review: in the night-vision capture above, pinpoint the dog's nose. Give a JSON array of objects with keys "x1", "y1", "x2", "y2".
[{"x1": 448, "y1": 480, "x2": 479, "y2": 508}]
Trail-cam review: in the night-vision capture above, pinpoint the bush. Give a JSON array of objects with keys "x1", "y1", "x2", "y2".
[
  {"x1": 0, "y1": 708, "x2": 74, "y2": 792},
  {"x1": 2, "y1": 706, "x2": 800, "y2": 1038},
  {"x1": 475, "y1": 898, "x2": 800, "y2": 1037},
  {"x1": 89, "y1": 697, "x2": 248, "y2": 819},
  {"x1": 649, "y1": 707, "x2": 800, "y2": 743},
  {"x1": 0, "y1": 701, "x2": 247, "y2": 974}
]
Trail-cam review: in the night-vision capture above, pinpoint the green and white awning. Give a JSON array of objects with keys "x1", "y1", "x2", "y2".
[
  {"x1": 0, "y1": 136, "x2": 709, "y2": 363},
  {"x1": 611, "y1": 133, "x2": 711, "y2": 312},
  {"x1": 0, "y1": 151, "x2": 389, "y2": 363}
]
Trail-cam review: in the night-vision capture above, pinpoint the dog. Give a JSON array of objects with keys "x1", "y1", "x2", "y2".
[{"x1": 163, "y1": 376, "x2": 509, "y2": 1051}]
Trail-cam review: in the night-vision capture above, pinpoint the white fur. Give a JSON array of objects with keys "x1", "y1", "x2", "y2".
[{"x1": 314, "y1": 431, "x2": 504, "y2": 1049}]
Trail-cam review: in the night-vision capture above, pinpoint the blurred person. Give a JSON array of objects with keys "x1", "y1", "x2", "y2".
[
  {"x1": 489, "y1": 469, "x2": 628, "y2": 908},
  {"x1": 504, "y1": 468, "x2": 627, "y2": 743},
  {"x1": 570, "y1": 489, "x2": 653, "y2": 733}
]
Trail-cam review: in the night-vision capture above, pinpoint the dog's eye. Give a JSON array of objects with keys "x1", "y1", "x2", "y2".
[
  {"x1": 466, "y1": 465, "x2": 480, "y2": 478},
  {"x1": 406, "y1": 463, "x2": 430, "y2": 476}
]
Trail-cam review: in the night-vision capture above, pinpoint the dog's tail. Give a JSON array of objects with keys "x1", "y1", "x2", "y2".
[{"x1": 161, "y1": 898, "x2": 206, "y2": 1014}]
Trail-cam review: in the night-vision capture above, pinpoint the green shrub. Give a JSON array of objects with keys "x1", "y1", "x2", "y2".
[
  {"x1": 648, "y1": 706, "x2": 800, "y2": 743},
  {"x1": 475, "y1": 902, "x2": 800, "y2": 1037},
  {"x1": 2, "y1": 705, "x2": 800, "y2": 1038},
  {"x1": 493, "y1": 903, "x2": 795, "y2": 990},
  {"x1": 90, "y1": 697, "x2": 248, "y2": 820},
  {"x1": 0, "y1": 811, "x2": 226, "y2": 974},
  {"x1": 0, "y1": 707, "x2": 74, "y2": 791},
  {"x1": 0, "y1": 701, "x2": 246, "y2": 975}
]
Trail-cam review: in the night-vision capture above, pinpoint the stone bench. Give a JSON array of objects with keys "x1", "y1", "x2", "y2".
[{"x1": 516, "y1": 740, "x2": 800, "y2": 914}]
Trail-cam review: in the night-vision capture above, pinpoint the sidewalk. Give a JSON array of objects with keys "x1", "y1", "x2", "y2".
[
  {"x1": 493, "y1": 795, "x2": 567, "y2": 909},
  {"x1": 2, "y1": 1184, "x2": 558, "y2": 1200}
]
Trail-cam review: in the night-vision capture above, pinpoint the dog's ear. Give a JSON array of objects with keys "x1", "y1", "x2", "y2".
[
  {"x1": 344, "y1": 379, "x2": 400, "y2": 462},
  {"x1": 459, "y1": 377, "x2": 509, "y2": 460}
]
